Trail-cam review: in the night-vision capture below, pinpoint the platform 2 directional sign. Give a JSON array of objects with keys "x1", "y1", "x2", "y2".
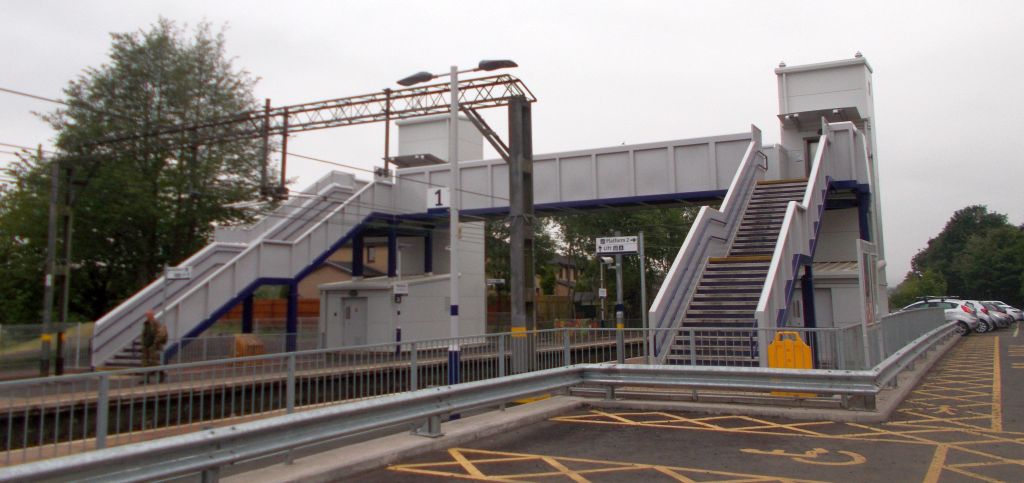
[{"x1": 596, "y1": 236, "x2": 638, "y2": 255}]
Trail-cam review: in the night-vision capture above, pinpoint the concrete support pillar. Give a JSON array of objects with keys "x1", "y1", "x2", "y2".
[
  {"x1": 241, "y1": 293, "x2": 254, "y2": 333},
  {"x1": 387, "y1": 221, "x2": 398, "y2": 278},
  {"x1": 352, "y1": 233, "x2": 364, "y2": 278},
  {"x1": 424, "y1": 230, "x2": 433, "y2": 274},
  {"x1": 801, "y1": 264, "x2": 820, "y2": 368},
  {"x1": 857, "y1": 190, "x2": 872, "y2": 242},
  {"x1": 508, "y1": 96, "x2": 536, "y2": 373},
  {"x1": 286, "y1": 281, "x2": 298, "y2": 352}
]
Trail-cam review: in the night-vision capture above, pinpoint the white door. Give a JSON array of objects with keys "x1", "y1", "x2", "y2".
[
  {"x1": 342, "y1": 297, "x2": 368, "y2": 346},
  {"x1": 325, "y1": 295, "x2": 344, "y2": 347}
]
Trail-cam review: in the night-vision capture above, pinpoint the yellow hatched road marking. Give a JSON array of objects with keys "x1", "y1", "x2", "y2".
[
  {"x1": 390, "y1": 448, "x2": 829, "y2": 482},
  {"x1": 449, "y1": 447, "x2": 487, "y2": 478},
  {"x1": 923, "y1": 446, "x2": 948, "y2": 483},
  {"x1": 993, "y1": 337, "x2": 1002, "y2": 432},
  {"x1": 650, "y1": 465, "x2": 698, "y2": 482},
  {"x1": 539, "y1": 455, "x2": 589, "y2": 483}
]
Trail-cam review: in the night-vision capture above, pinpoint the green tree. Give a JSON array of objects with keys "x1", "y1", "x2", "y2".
[
  {"x1": 911, "y1": 205, "x2": 1007, "y2": 296},
  {"x1": 889, "y1": 269, "x2": 947, "y2": 309},
  {"x1": 484, "y1": 217, "x2": 559, "y2": 294},
  {"x1": 0, "y1": 19, "x2": 265, "y2": 323},
  {"x1": 551, "y1": 205, "x2": 701, "y2": 321},
  {"x1": 953, "y1": 225, "x2": 1024, "y2": 305}
]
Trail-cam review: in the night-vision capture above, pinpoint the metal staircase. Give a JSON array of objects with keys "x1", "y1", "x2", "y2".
[
  {"x1": 91, "y1": 171, "x2": 389, "y2": 368},
  {"x1": 666, "y1": 179, "x2": 806, "y2": 366}
]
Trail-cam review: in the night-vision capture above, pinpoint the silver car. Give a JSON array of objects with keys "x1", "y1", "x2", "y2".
[
  {"x1": 984, "y1": 300, "x2": 1023, "y2": 321},
  {"x1": 899, "y1": 298, "x2": 979, "y2": 335},
  {"x1": 963, "y1": 300, "x2": 998, "y2": 332},
  {"x1": 981, "y1": 302, "x2": 1013, "y2": 328}
]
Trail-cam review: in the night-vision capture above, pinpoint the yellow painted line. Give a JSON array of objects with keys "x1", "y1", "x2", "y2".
[
  {"x1": 592, "y1": 410, "x2": 641, "y2": 424},
  {"x1": 651, "y1": 465, "x2": 698, "y2": 482},
  {"x1": 922, "y1": 444, "x2": 948, "y2": 483},
  {"x1": 513, "y1": 394, "x2": 551, "y2": 404},
  {"x1": 540, "y1": 455, "x2": 590, "y2": 483},
  {"x1": 448, "y1": 448, "x2": 487, "y2": 479},
  {"x1": 992, "y1": 337, "x2": 1002, "y2": 432}
]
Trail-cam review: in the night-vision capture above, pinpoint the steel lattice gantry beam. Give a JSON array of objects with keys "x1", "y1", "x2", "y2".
[{"x1": 85, "y1": 74, "x2": 536, "y2": 147}]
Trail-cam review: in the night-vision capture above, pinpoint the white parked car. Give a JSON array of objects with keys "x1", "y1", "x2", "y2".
[{"x1": 898, "y1": 297, "x2": 980, "y2": 335}]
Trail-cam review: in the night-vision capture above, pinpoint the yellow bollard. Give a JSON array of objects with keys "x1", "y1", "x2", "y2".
[{"x1": 768, "y1": 331, "x2": 815, "y2": 397}]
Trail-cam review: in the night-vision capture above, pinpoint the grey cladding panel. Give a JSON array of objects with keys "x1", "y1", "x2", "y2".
[
  {"x1": 460, "y1": 166, "x2": 491, "y2": 209},
  {"x1": 491, "y1": 163, "x2": 509, "y2": 201},
  {"x1": 715, "y1": 140, "x2": 748, "y2": 188},
  {"x1": 533, "y1": 158, "x2": 559, "y2": 203},
  {"x1": 674, "y1": 144, "x2": 711, "y2": 192},
  {"x1": 596, "y1": 152, "x2": 630, "y2": 199},
  {"x1": 397, "y1": 173, "x2": 428, "y2": 212},
  {"x1": 635, "y1": 148, "x2": 669, "y2": 195},
  {"x1": 559, "y1": 155, "x2": 593, "y2": 201}
]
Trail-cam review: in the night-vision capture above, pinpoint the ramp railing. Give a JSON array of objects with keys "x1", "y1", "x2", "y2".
[
  {"x1": 754, "y1": 121, "x2": 872, "y2": 364},
  {"x1": 648, "y1": 126, "x2": 766, "y2": 362}
]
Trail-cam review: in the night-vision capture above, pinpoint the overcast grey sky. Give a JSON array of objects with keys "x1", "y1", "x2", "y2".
[{"x1": 2, "y1": 0, "x2": 1023, "y2": 285}]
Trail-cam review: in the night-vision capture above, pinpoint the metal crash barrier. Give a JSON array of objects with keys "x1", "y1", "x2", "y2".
[{"x1": 0, "y1": 321, "x2": 958, "y2": 482}]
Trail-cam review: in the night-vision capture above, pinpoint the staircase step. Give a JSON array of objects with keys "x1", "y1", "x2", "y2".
[
  {"x1": 692, "y1": 294, "x2": 759, "y2": 302},
  {"x1": 757, "y1": 177, "x2": 807, "y2": 185},
  {"x1": 728, "y1": 249, "x2": 774, "y2": 256},
  {"x1": 688, "y1": 305, "x2": 757, "y2": 313},
  {"x1": 665, "y1": 354, "x2": 759, "y2": 366},
  {"x1": 698, "y1": 278, "x2": 766, "y2": 286},
  {"x1": 674, "y1": 334, "x2": 759, "y2": 343},
  {"x1": 703, "y1": 270, "x2": 767, "y2": 277},
  {"x1": 705, "y1": 263, "x2": 769, "y2": 272},
  {"x1": 682, "y1": 318, "x2": 757, "y2": 325},
  {"x1": 750, "y1": 192, "x2": 804, "y2": 202},
  {"x1": 708, "y1": 254, "x2": 770, "y2": 261},
  {"x1": 730, "y1": 240, "x2": 777, "y2": 248}
]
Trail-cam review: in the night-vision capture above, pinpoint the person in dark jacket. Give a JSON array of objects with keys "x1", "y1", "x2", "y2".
[{"x1": 141, "y1": 310, "x2": 168, "y2": 383}]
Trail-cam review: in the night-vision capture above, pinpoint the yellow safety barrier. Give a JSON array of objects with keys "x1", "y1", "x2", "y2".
[
  {"x1": 768, "y1": 331, "x2": 815, "y2": 397},
  {"x1": 234, "y1": 334, "x2": 266, "y2": 358}
]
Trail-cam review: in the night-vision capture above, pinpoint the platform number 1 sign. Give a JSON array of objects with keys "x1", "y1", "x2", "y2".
[{"x1": 427, "y1": 187, "x2": 451, "y2": 210}]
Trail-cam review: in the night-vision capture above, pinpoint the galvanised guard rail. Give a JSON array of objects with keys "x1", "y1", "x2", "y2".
[
  {"x1": 0, "y1": 319, "x2": 959, "y2": 483},
  {"x1": 0, "y1": 310, "x2": 948, "y2": 466}
]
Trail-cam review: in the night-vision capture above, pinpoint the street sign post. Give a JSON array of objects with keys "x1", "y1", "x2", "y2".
[
  {"x1": 596, "y1": 236, "x2": 638, "y2": 255},
  {"x1": 595, "y1": 233, "x2": 648, "y2": 361}
]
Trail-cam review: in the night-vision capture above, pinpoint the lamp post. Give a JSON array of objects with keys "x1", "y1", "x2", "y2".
[{"x1": 398, "y1": 60, "x2": 517, "y2": 386}]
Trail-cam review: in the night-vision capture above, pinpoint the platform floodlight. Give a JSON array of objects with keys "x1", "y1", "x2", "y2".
[
  {"x1": 478, "y1": 59, "x2": 518, "y2": 71},
  {"x1": 397, "y1": 71, "x2": 436, "y2": 86}
]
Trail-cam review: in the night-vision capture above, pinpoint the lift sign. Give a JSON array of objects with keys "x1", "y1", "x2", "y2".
[{"x1": 596, "y1": 236, "x2": 638, "y2": 255}]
